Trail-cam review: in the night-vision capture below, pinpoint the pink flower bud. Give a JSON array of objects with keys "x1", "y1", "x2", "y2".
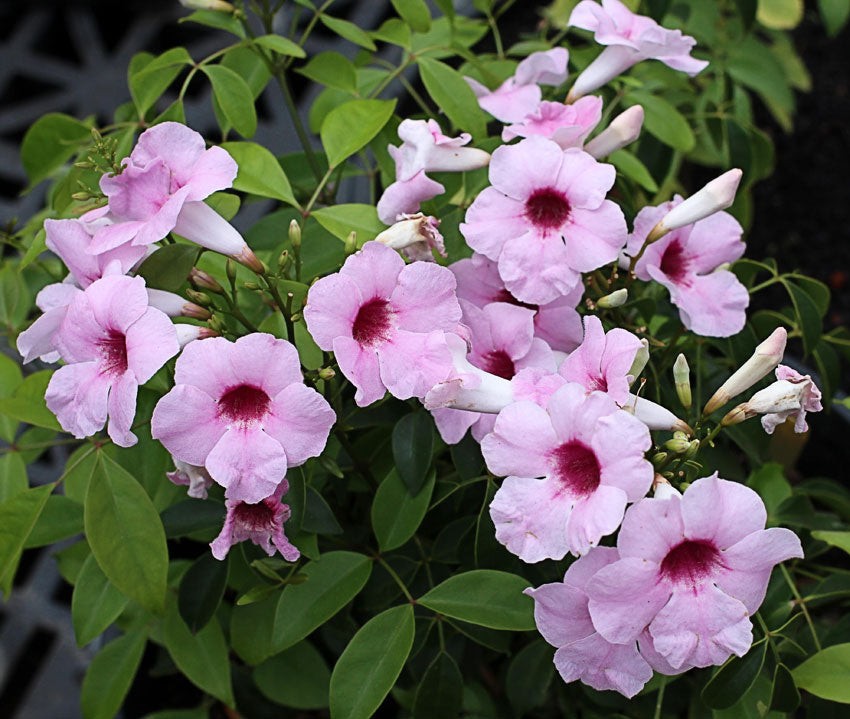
[{"x1": 584, "y1": 106, "x2": 644, "y2": 159}]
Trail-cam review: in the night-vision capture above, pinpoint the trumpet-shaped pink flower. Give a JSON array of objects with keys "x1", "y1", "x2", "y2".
[
  {"x1": 559, "y1": 315, "x2": 641, "y2": 405},
  {"x1": 626, "y1": 198, "x2": 748, "y2": 337},
  {"x1": 502, "y1": 97, "x2": 603, "y2": 149},
  {"x1": 167, "y1": 458, "x2": 214, "y2": 499},
  {"x1": 451, "y1": 253, "x2": 584, "y2": 352},
  {"x1": 304, "y1": 241, "x2": 461, "y2": 406},
  {"x1": 568, "y1": 0, "x2": 708, "y2": 99},
  {"x1": 152, "y1": 333, "x2": 335, "y2": 504},
  {"x1": 466, "y1": 48, "x2": 569, "y2": 123},
  {"x1": 210, "y1": 480, "x2": 299, "y2": 562},
  {"x1": 461, "y1": 136, "x2": 626, "y2": 305},
  {"x1": 45, "y1": 275, "x2": 179, "y2": 447},
  {"x1": 483, "y1": 383, "x2": 653, "y2": 561},
  {"x1": 431, "y1": 301, "x2": 557, "y2": 444},
  {"x1": 587, "y1": 475, "x2": 803, "y2": 669}
]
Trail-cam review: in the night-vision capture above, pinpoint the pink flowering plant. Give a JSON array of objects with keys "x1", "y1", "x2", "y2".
[{"x1": 2, "y1": 1, "x2": 850, "y2": 717}]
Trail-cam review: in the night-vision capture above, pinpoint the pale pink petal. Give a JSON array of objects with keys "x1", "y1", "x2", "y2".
[
  {"x1": 566, "y1": 484, "x2": 628, "y2": 555},
  {"x1": 451, "y1": 255, "x2": 505, "y2": 307},
  {"x1": 87, "y1": 220, "x2": 148, "y2": 255},
  {"x1": 184, "y1": 146, "x2": 238, "y2": 201},
  {"x1": 638, "y1": 630, "x2": 690, "y2": 675},
  {"x1": 227, "y1": 333, "x2": 303, "y2": 397},
  {"x1": 594, "y1": 412, "x2": 653, "y2": 500},
  {"x1": 684, "y1": 210, "x2": 744, "y2": 273},
  {"x1": 680, "y1": 474, "x2": 766, "y2": 549},
  {"x1": 489, "y1": 136, "x2": 564, "y2": 202},
  {"x1": 547, "y1": 383, "x2": 617, "y2": 444},
  {"x1": 130, "y1": 122, "x2": 207, "y2": 185},
  {"x1": 205, "y1": 427, "x2": 287, "y2": 504},
  {"x1": 498, "y1": 231, "x2": 580, "y2": 305},
  {"x1": 563, "y1": 202, "x2": 627, "y2": 271},
  {"x1": 654, "y1": 268, "x2": 749, "y2": 338},
  {"x1": 431, "y1": 407, "x2": 479, "y2": 445},
  {"x1": 514, "y1": 48, "x2": 569, "y2": 86},
  {"x1": 460, "y1": 187, "x2": 529, "y2": 260},
  {"x1": 265, "y1": 383, "x2": 336, "y2": 467},
  {"x1": 210, "y1": 504, "x2": 238, "y2": 560},
  {"x1": 391, "y1": 261, "x2": 461, "y2": 333},
  {"x1": 333, "y1": 336, "x2": 385, "y2": 407},
  {"x1": 303, "y1": 273, "x2": 362, "y2": 350},
  {"x1": 378, "y1": 329, "x2": 453, "y2": 400},
  {"x1": 101, "y1": 160, "x2": 173, "y2": 221},
  {"x1": 341, "y1": 241, "x2": 405, "y2": 302},
  {"x1": 81, "y1": 275, "x2": 148, "y2": 333},
  {"x1": 173, "y1": 336, "x2": 241, "y2": 394},
  {"x1": 554, "y1": 149, "x2": 615, "y2": 210},
  {"x1": 534, "y1": 290, "x2": 584, "y2": 352},
  {"x1": 478, "y1": 83, "x2": 542, "y2": 123},
  {"x1": 45, "y1": 363, "x2": 110, "y2": 439},
  {"x1": 106, "y1": 371, "x2": 139, "y2": 447},
  {"x1": 554, "y1": 634, "x2": 652, "y2": 698},
  {"x1": 151, "y1": 384, "x2": 225, "y2": 465},
  {"x1": 53, "y1": 293, "x2": 103, "y2": 364},
  {"x1": 377, "y1": 171, "x2": 444, "y2": 224},
  {"x1": 514, "y1": 337, "x2": 558, "y2": 374},
  {"x1": 616, "y1": 496, "x2": 685, "y2": 563},
  {"x1": 524, "y1": 581, "x2": 595, "y2": 646},
  {"x1": 481, "y1": 401, "x2": 558, "y2": 477},
  {"x1": 17, "y1": 306, "x2": 67, "y2": 363},
  {"x1": 124, "y1": 308, "x2": 179, "y2": 384},
  {"x1": 483, "y1": 303, "x2": 536, "y2": 361}
]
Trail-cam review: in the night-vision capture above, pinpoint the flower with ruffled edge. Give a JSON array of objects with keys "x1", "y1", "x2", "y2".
[{"x1": 502, "y1": 97, "x2": 603, "y2": 149}]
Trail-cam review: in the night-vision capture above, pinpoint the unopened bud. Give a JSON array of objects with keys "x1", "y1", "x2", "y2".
[
  {"x1": 290, "y1": 312, "x2": 302, "y2": 323},
  {"x1": 243, "y1": 282, "x2": 261, "y2": 291},
  {"x1": 585, "y1": 105, "x2": 645, "y2": 159},
  {"x1": 628, "y1": 394, "x2": 693, "y2": 435},
  {"x1": 628, "y1": 339, "x2": 650, "y2": 383},
  {"x1": 344, "y1": 231, "x2": 357, "y2": 255},
  {"x1": 278, "y1": 249, "x2": 290, "y2": 272},
  {"x1": 178, "y1": 0, "x2": 235, "y2": 11},
  {"x1": 375, "y1": 213, "x2": 445, "y2": 262},
  {"x1": 186, "y1": 289, "x2": 212, "y2": 307},
  {"x1": 90, "y1": 127, "x2": 102, "y2": 143},
  {"x1": 207, "y1": 314, "x2": 223, "y2": 331},
  {"x1": 318, "y1": 367, "x2": 336, "y2": 380},
  {"x1": 189, "y1": 268, "x2": 224, "y2": 294},
  {"x1": 664, "y1": 437, "x2": 690, "y2": 454},
  {"x1": 597, "y1": 288, "x2": 627, "y2": 309},
  {"x1": 647, "y1": 169, "x2": 743, "y2": 243},
  {"x1": 684, "y1": 439, "x2": 700, "y2": 459},
  {"x1": 182, "y1": 303, "x2": 211, "y2": 321},
  {"x1": 175, "y1": 324, "x2": 219, "y2": 347},
  {"x1": 651, "y1": 452, "x2": 668, "y2": 468},
  {"x1": 71, "y1": 191, "x2": 92, "y2": 201},
  {"x1": 74, "y1": 160, "x2": 94, "y2": 169},
  {"x1": 673, "y1": 354, "x2": 692, "y2": 411},
  {"x1": 226, "y1": 259, "x2": 237, "y2": 285},
  {"x1": 652, "y1": 473, "x2": 682, "y2": 500},
  {"x1": 289, "y1": 219, "x2": 301, "y2": 251}
]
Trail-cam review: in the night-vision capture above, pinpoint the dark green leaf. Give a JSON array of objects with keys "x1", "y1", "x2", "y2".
[
  {"x1": 736, "y1": 0, "x2": 758, "y2": 29},
  {"x1": 792, "y1": 643, "x2": 850, "y2": 703},
  {"x1": 25, "y1": 494, "x2": 84, "y2": 547},
  {"x1": 819, "y1": 0, "x2": 850, "y2": 36},
  {"x1": 392, "y1": 412, "x2": 435, "y2": 494},
  {"x1": 296, "y1": 51, "x2": 357, "y2": 93},
  {"x1": 0, "y1": 483, "x2": 53, "y2": 595},
  {"x1": 418, "y1": 57, "x2": 487, "y2": 140},
  {"x1": 0, "y1": 265, "x2": 32, "y2": 327},
  {"x1": 180, "y1": 9, "x2": 246, "y2": 37},
  {"x1": 320, "y1": 99, "x2": 397, "y2": 168},
  {"x1": 161, "y1": 499, "x2": 226, "y2": 538},
  {"x1": 506, "y1": 640, "x2": 554, "y2": 715},
  {"x1": 80, "y1": 630, "x2": 147, "y2": 719},
  {"x1": 372, "y1": 468, "x2": 435, "y2": 552},
  {"x1": 72, "y1": 553, "x2": 129, "y2": 647},
  {"x1": 135, "y1": 243, "x2": 198, "y2": 292},
  {"x1": 302, "y1": 486, "x2": 343, "y2": 535},
  {"x1": 21, "y1": 113, "x2": 92, "y2": 188},
  {"x1": 782, "y1": 279, "x2": 822, "y2": 356},
  {"x1": 770, "y1": 662, "x2": 800, "y2": 712},
  {"x1": 253, "y1": 640, "x2": 330, "y2": 709},
  {"x1": 329, "y1": 604, "x2": 415, "y2": 719},
  {"x1": 727, "y1": 37, "x2": 794, "y2": 130},
  {"x1": 319, "y1": 15, "x2": 377, "y2": 50},
  {"x1": 412, "y1": 652, "x2": 463, "y2": 719},
  {"x1": 254, "y1": 34, "x2": 307, "y2": 58},
  {"x1": 201, "y1": 64, "x2": 257, "y2": 138},
  {"x1": 84, "y1": 454, "x2": 168, "y2": 614},
  {"x1": 220, "y1": 141, "x2": 298, "y2": 206},
  {"x1": 129, "y1": 47, "x2": 193, "y2": 116},
  {"x1": 811, "y1": 530, "x2": 850, "y2": 555},
  {"x1": 702, "y1": 639, "x2": 767, "y2": 709},
  {"x1": 418, "y1": 570, "x2": 535, "y2": 630},
  {"x1": 623, "y1": 92, "x2": 695, "y2": 152},
  {"x1": 178, "y1": 553, "x2": 230, "y2": 633},
  {"x1": 391, "y1": 0, "x2": 432, "y2": 32},
  {"x1": 231, "y1": 596, "x2": 277, "y2": 664}
]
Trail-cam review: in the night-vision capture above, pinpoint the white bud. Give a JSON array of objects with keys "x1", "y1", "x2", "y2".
[
  {"x1": 567, "y1": 45, "x2": 639, "y2": 102},
  {"x1": 179, "y1": 0, "x2": 234, "y2": 11},
  {"x1": 584, "y1": 106, "x2": 644, "y2": 159},
  {"x1": 628, "y1": 339, "x2": 650, "y2": 382},
  {"x1": 626, "y1": 394, "x2": 693, "y2": 435},
  {"x1": 597, "y1": 288, "x2": 628, "y2": 308}
]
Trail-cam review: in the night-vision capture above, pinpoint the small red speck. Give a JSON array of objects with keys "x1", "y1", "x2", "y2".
[{"x1": 829, "y1": 270, "x2": 847, "y2": 290}]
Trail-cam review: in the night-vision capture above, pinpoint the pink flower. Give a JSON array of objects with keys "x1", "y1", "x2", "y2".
[
  {"x1": 586, "y1": 475, "x2": 803, "y2": 669},
  {"x1": 431, "y1": 301, "x2": 557, "y2": 444},
  {"x1": 452, "y1": 253, "x2": 584, "y2": 352},
  {"x1": 152, "y1": 333, "x2": 335, "y2": 504},
  {"x1": 482, "y1": 383, "x2": 653, "y2": 561},
  {"x1": 559, "y1": 315, "x2": 642, "y2": 405},
  {"x1": 90, "y1": 122, "x2": 262, "y2": 271},
  {"x1": 568, "y1": 0, "x2": 708, "y2": 100},
  {"x1": 461, "y1": 136, "x2": 626, "y2": 305},
  {"x1": 304, "y1": 241, "x2": 461, "y2": 407},
  {"x1": 210, "y1": 480, "x2": 299, "y2": 562},
  {"x1": 45, "y1": 275, "x2": 180, "y2": 447},
  {"x1": 626, "y1": 198, "x2": 748, "y2": 337},
  {"x1": 466, "y1": 48, "x2": 569, "y2": 123},
  {"x1": 167, "y1": 458, "x2": 214, "y2": 499},
  {"x1": 525, "y1": 547, "x2": 655, "y2": 697},
  {"x1": 374, "y1": 213, "x2": 446, "y2": 262},
  {"x1": 502, "y1": 97, "x2": 603, "y2": 149}
]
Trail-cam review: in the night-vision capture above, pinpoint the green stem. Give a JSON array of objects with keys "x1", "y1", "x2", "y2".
[
  {"x1": 304, "y1": 166, "x2": 335, "y2": 213},
  {"x1": 781, "y1": 563, "x2": 821, "y2": 651},
  {"x1": 375, "y1": 555, "x2": 413, "y2": 603},
  {"x1": 653, "y1": 676, "x2": 667, "y2": 719}
]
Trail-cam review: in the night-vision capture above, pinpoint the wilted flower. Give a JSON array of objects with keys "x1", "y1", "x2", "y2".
[
  {"x1": 374, "y1": 213, "x2": 446, "y2": 262},
  {"x1": 167, "y1": 458, "x2": 214, "y2": 499}
]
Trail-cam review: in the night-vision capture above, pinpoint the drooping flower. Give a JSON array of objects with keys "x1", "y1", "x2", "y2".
[
  {"x1": 210, "y1": 480, "x2": 299, "y2": 562},
  {"x1": 89, "y1": 122, "x2": 262, "y2": 271},
  {"x1": 167, "y1": 458, "x2": 214, "y2": 499},
  {"x1": 374, "y1": 213, "x2": 446, "y2": 262},
  {"x1": 559, "y1": 315, "x2": 642, "y2": 405},
  {"x1": 304, "y1": 241, "x2": 461, "y2": 407},
  {"x1": 431, "y1": 301, "x2": 557, "y2": 444},
  {"x1": 466, "y1": 48, "x2": 569, "y2": 123},
  {"x1": 482, "y1": 382, "x2": 653, "y2": 561},
  {"x1": 152, "y1": 333, "x2": 336, "y2": 504},
  {"x1": 586, "y1": 475, "x2": 803, "y2": 669},
  {"x1": 625, "y1": 198, "x2": 749, "y2": 337},
  {"x1": 461, "y1": 136, "x2": 626, "y2": 305},
  {"x1": 451, "y1": 253, "x2": 584, "y2": 352},
  {"x1": 568, "y1": 0, "x2": 708, "y2": 100},
  {"x1": 501, "y1": 97, "x2": 603, "y2": 149},
  {"x1": 45, "y1": 275, "x2": 180, "y2": 447}
]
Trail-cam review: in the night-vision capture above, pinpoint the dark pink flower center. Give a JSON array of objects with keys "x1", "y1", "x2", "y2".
[
  {"x1": 98, "y1": 330, "x2": 129, "y2": 376},
  {"x1": 479, "y1": 350, "x2": 516, "y2": 380},
  {"x1": 494, "y1": 289, "x2": 538, "y2": 313},
  {"x1": 585, "y1": 374, "x2": 608, "y2": 392},
  {"x1": 659, "y1": 240, "x2": 692, "y2": 285},
  {"x1": 233, "y1": 500, "x2": 276, "y2": 531},
  {"x1": 352, "y1": 298, "x2": 394, "y2": 346},
  {"x1": 525, "y1": 188, "x2": 571, "y2": 230},
  {"x1": 219, "y1": 384, "x2": 271, "y2": 425},
  {"x1": 660, "y1": 540, "x2": 722, "y2": 588},
  {"x1": 550, "y1": 441, "x2": 601, "y2": 496}
]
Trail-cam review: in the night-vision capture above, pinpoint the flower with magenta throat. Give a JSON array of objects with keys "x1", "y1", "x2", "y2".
[
  {"x1": 586, "y1": 475, "x2": 803, "y2": 669},
  {"x1": 45, "y1": 274, "x2": 180, "y2": 447},
  {"x1": 152, "y1": 333, "x2": 335, "y2": 504},
  {"x1": 460, "y1": 135, "x2": 627, "y2": 305},
  {"x1": 482, "y1": 382, "x2": 653, "y2": 561},
  {"x1": 304, "y1": 241, "x2": 462, "y2": 407}
]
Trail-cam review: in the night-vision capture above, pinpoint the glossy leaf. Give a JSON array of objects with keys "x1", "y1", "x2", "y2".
[
  {"x1": 253, "y1": 640, "x2": 330, "y2": 709},
  {"x1": 392, "y1": 411, "x2": 435, "y2": 494},
  {"x1": 178, "y1": 553, "x2": 230, "y2": 633},
  {"x1": 412, "y1": 652, "x2": 463, "y2": 719},
  {"x1": 819, "y1": 0, "x2": 850, "y2": 36},
  {"x1": 202, "y1": 64, "x2": 257, "y2": 138},
  {"x1": 770, "y1": 662, "x2": 801, "y2": 712},
  {"x1": 0, "y1": 483, "x2": 53, "y2": 595},
  {"x1": 135, "y1": 243, "x2": 199, "y2": 292},
  {"x1": 312, "y1": 203, "x2": 384, "y2": 243},
  {"x1": 72, "y1": 553, "x2": 129, "y2": 647},
  {"x1": 610, "y1": 149, "x2": 659, "y2": 192},
  {"x1": 20, "y1": 113, "x2": 92, "y2": 188},
  {"x1": 254, "y1": 33, "x2": 307, "y2": 58},
  {"x1": 0, "y1": 452, "x2": 27, "y2": 503},
  {"x1": 811, "y1": 530, "x2": 850, "y2": 555},
  {"x1": 372, "y1": 468, "x2": 436, "y2": 552},
  {"x1": 319, "y1": 15, "x2": 377, "y2": 50},
  {"x1": 320, "y1": 99, "x2": 397, "y2": 168},
  {"x1": 623, "y1": 92, "x2": 695, "y2": 152},
  {"x1": 129, "y1": 47, "x2": 192, "y2": 115},
  {"x1": 417, "y1": 57, "x2": 487, "y2": 140},
  {"x1": 792, "y1": 643, "x2": 850, "y2": 703},
  {"x1": 220, "y1": 141, "x2": 298, "y2": 206},
  {"x1": 302, "y1": 486, "x2": 343, "y2": 535},
  {"x1": 702, "y1": 639, "x2": 767, "y2": 709},
  {"x1": 161, "y1": 499, "x2": 226, "y2": 538},
  {"x1": 297, "y1": 51, "x2": 357, "y2": 93},
  {"x1": 391, "y1": 0, "x2": 432, "y2": 32},
  {"x1": 80, "y1": 630, "x2": 147, "y2": 719},
  {"x1": 506, "y1": 640, "x2": 554, "y2": 715}
]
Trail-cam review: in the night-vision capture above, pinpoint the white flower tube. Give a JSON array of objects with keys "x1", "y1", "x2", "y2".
[
  {"x1": 175, "y1": 324, "x2": 218, "y2": 348},
  {"x1": 146, "y1": 288, "x2": 210, "y2": 320},
  {"x1": 584, "y1": 106, "x2": 644, "y2": 159},
  {"x1": 172, "y1": 201, "x2": 264, "y2": 273},
  {"x1": 626, "y1": 394, "x2": 693, "y2": 435},
  {"x1": 567, "y1": 45, "x2": 639, "y2": 102}
]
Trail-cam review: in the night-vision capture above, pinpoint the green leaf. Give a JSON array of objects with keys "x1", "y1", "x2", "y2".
[
  {"x1": 0, "y1": 452, "x2": 27, "y2": 504},
  {"x1": 747, "y1": 462, "x2": 791, "y2": 517},
  {"x1": 162, "y1": 600, "x2": 234, "y2": 707},
  {"x1": 0, "y1": 483, "x2": 53, "y2": 595},
  {"x1": 72, "y1": 553, "x2": 129, "y2": 647},
  {"x1": 391, "y1": 0, "x2": 432, "y2": 32},
  {"x1": 392, "y1": 411, "x2": 435, "y2": 494},
  {"x1": 80, "y1": 630, "x2": 147, "y2": 719},
  {"x1": 129, "y1": 47, "x2": 193, "y2": 116},
  {"x1": 412, "y1": 651, "x2": 463, "y2": 719},
  {"x1": 819, "y1": 0, "x2": 850, "y2": 36},
  {"x1": 372, "y1": 18, "x2": 413, "y2": 49},
  {"x1": 418, "y1": 570, "x2": 535, "y2": 630},
  {"x1": 180, "y1": 9, "x2": 246, "y2": 37},
  {"x1": 727, "y1": 37, "x2": 794, "y2": 131},
  {"x1": 21, "y1": 113, "x2": 92, "y2": 188},
  {"x1": 329, "y1": 604, "x2": 414, "y2": 719},
  {"x1": 25, "y1": 494, "x2": 84, "y2": 547},
  {"x1": 254, "y1": 34, "x2": 307, "y2": 58},
  {"x1": 792, "y1": 643, "x2": 850, "y2": 703},
  {"x1": 770, "y1": 662, "x2": 801, "y2": 712},
  {"x1": 272, "y1": 551, "x2": 373, "y2": 654},
  {"x1": 418, "y1": 57, "x2": 487, "y2": 140},
  {"x1": 20, "y1": 228, "x2": 48, "y2": 271},
  {"x1": 220, "y1": 141, "x2": 298, "y2": 206},
  {"x1": 178, "y1": 553, "x2": 229, "y2": 634},
  {"x1": 0, "y1": 264, "x2": 31, "y2": 327},
  {"x1": 135, "y1": 243, "x2": 198, "y2": 292},
  {"x1": 319, "y1": 15, "x2": 377, "y2": 50},
  {"x1": 321, "y1": 99, "x2": 397, "y2": 168},
  {"x1": 312, "y1": 203, "x2": 385, "y2": 243},
  {"x1": 231, "y1": 596, "x2": 277, "y2": 664},
  {"x1": 253, "y1": 640, "x2": 330, "y2": 709},
  {"x1": 201, "y1": 64, "x2": 257, "y2": 138},
  {"x1": 506, "y1": 640, "x2": 554, "y2": 716},
  {"x1": 609, "y1": 149, "x2": 659, "y2": 192},
  {"x1": 302, "y1": 487, "x2": 343, "y2": 535},
  {"x1": 782, "y1": 279, "x2": 822, "y2": 356},
  {"x1": 161, "y1": 499, "x2": 226, "y2": 539},
  {"x1": 757, "y1": 0, "x2": 803, "y2": 29},
  {"x1": 84, "y1": 454, "x2": 168, "y2": 615},
  {"x1": 791, "y1": 275, "x2": 830, "y2": 317},
  {"x1": 372, "y1": 469, "x2": 435, "y2": 552},
  {"x1": 702, "y1": 639, "x2": 767, "y2": 709},
  {"x1": 811, "y1": 530, "x2": 850, "y2": 555},
  {"x1": 296, "y1": 51, "x2": 358, "y2": 93},
  {"x1": 623, "y1": 92, "x2": 695, "y2": 152}
]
